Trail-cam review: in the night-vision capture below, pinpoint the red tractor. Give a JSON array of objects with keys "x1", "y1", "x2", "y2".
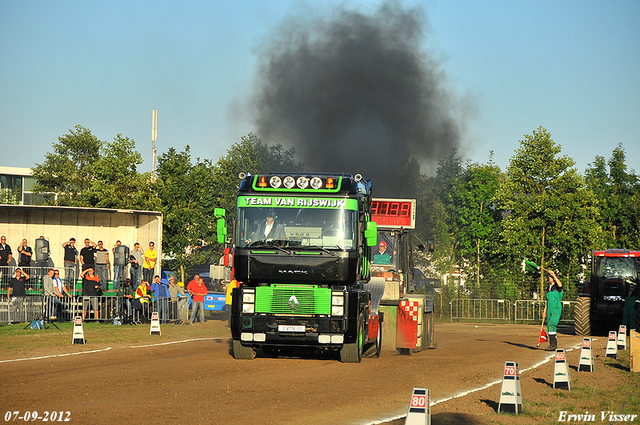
[{"x1": 575, "y1": 249, "x2": 640, "y2": 335}]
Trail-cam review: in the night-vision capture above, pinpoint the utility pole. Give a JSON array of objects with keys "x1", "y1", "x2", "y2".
[{"x1": 152, "y1": 109, "x2": 158, "y2": 181}]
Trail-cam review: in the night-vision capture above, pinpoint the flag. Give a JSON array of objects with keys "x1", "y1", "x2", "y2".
[
  {"x1": 521, "y1": 258, "x2": 540, "y2": 273},
  {"x1": 537, "y1": 328, "x2": 548, "y2": 347}
]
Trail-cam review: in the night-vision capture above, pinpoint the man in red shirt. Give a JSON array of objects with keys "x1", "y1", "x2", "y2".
[{"x1": 187, "y1": 274, "x2": 207, "y2": 324}]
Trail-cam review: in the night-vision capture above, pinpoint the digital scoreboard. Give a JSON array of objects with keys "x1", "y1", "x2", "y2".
[{"x1": 371, "y1": 198, "x2": 416, "y2": 229}]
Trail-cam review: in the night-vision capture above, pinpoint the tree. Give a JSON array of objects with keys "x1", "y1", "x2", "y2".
[
  {"x1": 155, "y1": 146, "x2": 220, "y2": 281},
  {"x1": 448, "y1": 157, "x2": 502, "y2": 295},
  {"x1": 211, "y1": 133, "x2": 302, "y2": 216},
  {"x1": 86, "y1": 134, "x2": 157, "y2": 210},
  {"x1": 32, "y1": 126, "x2": 156, "y2": 209},
  {"x1": 494, "y1": 127, "x2": 601, "y2": 297},
  {"x1": 585, "y1": 143, "x2": 640, "y2": 248},
  {"x1": 32, "y1": 125, "x2": 101, "y2": 206}
]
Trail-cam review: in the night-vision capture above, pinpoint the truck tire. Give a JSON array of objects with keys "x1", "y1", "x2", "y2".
[
  {"x1": 340, "y1": 316, "x2": 364, "y2": 363},
  {"x1": 233, "y1": 339, "x2": 256, "y2": 360},
  {"x1": 574, "y1": 296, "x2": 591, "y2": 336},
  {"x1": 364, "y1": 322, "x2": 382, "y2": 358}
]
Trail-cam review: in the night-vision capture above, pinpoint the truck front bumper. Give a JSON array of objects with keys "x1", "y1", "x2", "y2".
[{"x1": 233, "y1": 315, "x2": 349, "y2": 348}]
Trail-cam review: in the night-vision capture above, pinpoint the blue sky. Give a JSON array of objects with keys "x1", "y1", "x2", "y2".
[{"x1": 1, "y1": 0, "x2": 638, "y2": 176}]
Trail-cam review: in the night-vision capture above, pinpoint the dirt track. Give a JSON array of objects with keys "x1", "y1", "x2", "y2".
[{"x1": 0, "y1": 322, "x2": 584, "y2": 424}]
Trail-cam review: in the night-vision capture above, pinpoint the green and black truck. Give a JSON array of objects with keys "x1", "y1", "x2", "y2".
[{"x1": 220, "y1": 172, "x2": 384, "y2": 362}]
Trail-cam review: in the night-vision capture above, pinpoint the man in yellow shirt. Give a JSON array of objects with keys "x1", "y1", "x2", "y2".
[
  {"x1": 143, "y1": 241, "x2": 158, "y2": 284},
  {"x1": 225, "y1": 278, "x2": 238, "y2": 327}
]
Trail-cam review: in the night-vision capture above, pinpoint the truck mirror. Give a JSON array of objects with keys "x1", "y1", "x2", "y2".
[
  {"x1": 364, "y1": 221, "x2": 377, "y2": 247},
  {"x1": 214, "y1": 208, "x2": 226, "y2": 218},
  {"x1": 217, "y1": 218, "x2": 227, "y2": 244}
]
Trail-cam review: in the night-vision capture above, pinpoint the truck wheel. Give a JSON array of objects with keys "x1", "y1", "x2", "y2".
[
  {"x1": 364, "y1": 322, "x2": 382, "y2": 358},
  {"x1": 233, "y1": 339, "x2": 256, "y2": 360},
  {"x1": 574, "y1": 296, "x2": 591, "y2": 336},
  {"x1": 340, "y1": 316, "x2": 364, "y2": 363}
]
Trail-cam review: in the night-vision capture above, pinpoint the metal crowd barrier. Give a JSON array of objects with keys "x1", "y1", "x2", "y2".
[
  {"x1": 0, "y1": 293, "x2": 194, "y2": 324},
  {"x1": 449, "y1": 298, "x2": 513, "y2": 323},
  {"x1": 513, "y1": 299, "x2": 575, "y2": 324}
]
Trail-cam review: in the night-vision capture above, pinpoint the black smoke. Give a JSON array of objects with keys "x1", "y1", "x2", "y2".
[{"x1": 252, "y1": 2, "x2": 464, "y2": 197}]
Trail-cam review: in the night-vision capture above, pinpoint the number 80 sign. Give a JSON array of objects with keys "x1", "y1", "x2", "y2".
[{"x1": 411, "y1": 395, "x2": 426, "y2": 408}]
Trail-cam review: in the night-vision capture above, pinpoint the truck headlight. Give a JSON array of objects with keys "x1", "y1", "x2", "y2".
[
  {"x1": 331, "y1": 292, "x2": 344, "y2": 316},
  {"x1": 242, "y1": 288, "x2": 255, "y2": 313}
]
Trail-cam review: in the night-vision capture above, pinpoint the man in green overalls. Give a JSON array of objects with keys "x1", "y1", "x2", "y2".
[
  {"x1": 622, "y1": 278, "x2": 637, "y2": 331},
  {"x1": 543, "y1": 269, "x2": 563, "y2": 351}
]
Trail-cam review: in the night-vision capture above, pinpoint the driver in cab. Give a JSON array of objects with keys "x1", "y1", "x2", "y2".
[{"x1": 246, "y1": 210, "x2": 286, "y2": 245}]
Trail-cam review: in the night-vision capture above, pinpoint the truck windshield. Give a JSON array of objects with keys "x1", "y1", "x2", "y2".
[
  {"x1": 597, "y1": 257, "x2": 638, "y2": 279},
  {"x1": 236, "y1": 204, "x2": 357, "y2": 250}
]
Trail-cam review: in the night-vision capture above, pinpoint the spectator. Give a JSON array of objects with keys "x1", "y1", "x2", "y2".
[
  {"x1": 79, "y1": 238, "x2": 97, "y2": 271},
  {"x1": 225, "y1": 278, "x2": 238, "y2": 328},
  {"x1": 52, "y1": 269, "x2": 70, "y2": 320},
  {"x1": 17, "y1": 239, "x2": 33, "y2": 282},
  {"x1": 62, "y1": 238, "x2": 78, "y2": 287},
  {"x1": 121, "y1": 278, "x2": 134, "y2": 318},
  {"x1": 42, "y1": 268, "x2": 61, "y2": 320},
  {"x1": 167, "y1": 275, "x2": 185, "y2": 322},
  {"x1": 187, "y1": 274, "x2": 207, "y2": 324},
  {"x1": 95, "y1": 240, "x2": 110, "y2": 291},
  {"x1": 150, "y1": 274, "x2": 170, "y2": 323},
  {"x1": 142, "y1": 242, "x2": 158, "y2": 284},
  {"x1": 0, "y1": 235, "x2": 13, "y2": 285},
  {"x1": 129, "y1": 242, "x2": 143, "y2": 289},
  {"x1": 7, "y1": 267, "x2": 29, "y2": 322},
  {"x1": 80, "y1": 267, "x2": 101, "y2": 320},
  {"x1": 133, "y1": 279, "x2": 151, "y2": 323},
  {"x1": 112, "y1": 240, "x2": 127, "y2": 291}
]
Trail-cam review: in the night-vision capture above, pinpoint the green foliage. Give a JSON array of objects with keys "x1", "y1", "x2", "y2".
[
  {"x1": 32, "y1": 126, "x2": 156, "y2": 209},
  {"x1": 494, "y1": 127, "x2": 601, "y2": 296},
  {"x1": 155, "y1": 146, "x2": 220, "y2": 275},
  {"x1": 32, "y1": 125, "x2": 101, "y2": 205},
  {"x1": 211, "y1": 132, "x2": 302, "y2": 216},
  {"x1": 448, "y1": 157, "x2": 502, "y2": 293},
  {"x1": 585, "y1": 143, "x2": 640, "y2": 248},
  {"x1": 31, "y1": 124, "x2": 640, "y2": 303}
]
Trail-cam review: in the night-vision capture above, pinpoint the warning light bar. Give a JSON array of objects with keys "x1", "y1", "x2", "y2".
[{"x1": 251, "y1": 175, "x2": 343, "y2": 192}]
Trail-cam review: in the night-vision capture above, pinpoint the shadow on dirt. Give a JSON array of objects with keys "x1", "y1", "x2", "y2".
[
  {"x1": 605, "y1": 361, "x2": 629, "y2": 372},
  {"x1": 226, "y1": 339, "x2": 342, "y2": 361},
  {"x1": 480, "y1": 398, "x2": 499, "y2": 411},
  {"x1": 533, "y1": 377, "x2": 552, "y2": 388},
  {"x1": 431, "y1": 412, "x2": 488, "y2": 424},
  {"x1": 500, "y1": 340, "x2": 541, "y2": 350}
]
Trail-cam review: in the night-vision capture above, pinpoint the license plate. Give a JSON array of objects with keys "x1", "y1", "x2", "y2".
[{"x1": 278, "y1": 325, "x2": 305, "y2": 332}]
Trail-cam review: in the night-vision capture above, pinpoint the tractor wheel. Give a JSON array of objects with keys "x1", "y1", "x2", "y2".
[
  {"x1": 340, "y1": 316, "x2": 364, "y2": 363},
  {"x1": 574, "y1": 296, "x2": 591, "y2": 336},
  {"x1": 232, "y1": 339, "x2": 256, "y2": 360}
]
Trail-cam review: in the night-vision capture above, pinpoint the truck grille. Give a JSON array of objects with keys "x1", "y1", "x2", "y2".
[{"x1": 255, "y1": 285, "x2": 331, "y2": 315}]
